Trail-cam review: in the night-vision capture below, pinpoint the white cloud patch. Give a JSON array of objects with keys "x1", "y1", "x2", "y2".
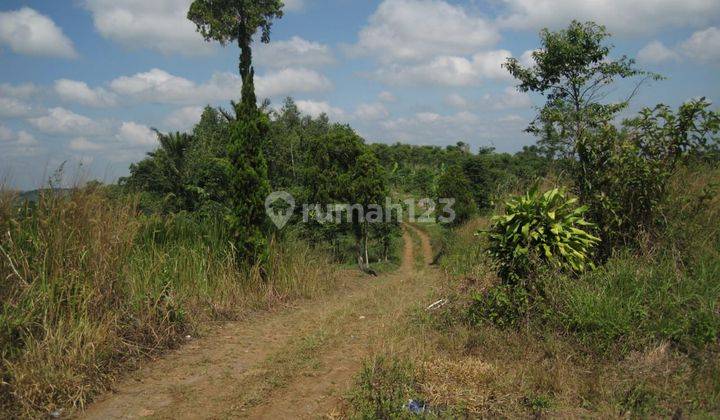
[
  {"x1": 351, "y1": 0, "x2": 499, "y2": 63},
  {"x1": 55, "y1": 79, "x2": 118, "y2": 107},
  {"x1": 378, "y1": 91, "x2": 396, "y2": 102},
  {"x1": 28, "y1": 107, "x2": 103, "y2": 135},
  {"x1": 355, "y1": 103, "x2": 389, "y2": 120},
  {"x1": 637, "y1": 27, "x2": 720, "y2": 64},
  {"x1": 164, "y1": 106, "x2": 204, "y2": 131},
  {"x1": 637, "y1": 41, "x2": 679, "y2": 63},
  {"x1": 255, "y1": 36, "x2": 335, "y2": 69},
  {"x1": 0, "y1": 83, "x2": 40, "y2": 99},
  {"x1": 69, "y1": 137, "x2": 105, "y2": 151},
  {"x1": 295, "y1": 100, "x2": 345, "y2": 119},
  {"x1": 375, "y1": 50, "x2": 512, "y2": 86},
  {"x1": 256, "y1": 68, "x2": 333, "y2": 98},
  {"x1": 0, "y1": 124, "x2": 14, "y2": 141},
  {"x1": 484, "y1": 87, "x2": 533, "y2": 109},
  {"x1": 680, "y1": 26, "x2": 720, "y2": 62},
  {"x1": 445, "y1": 93, "x2": 469, "y2": 109},
  {"x1": 0, "y1": 97, "x2": 35, "y2": 118},
  {"x1": 116, "y1": 121, "x2": 157, "y2": 147},
  {"x1": 497, "y1": 0, "x2": 720, "y2": 35},
  {"x1": 0, "y1": 8, "x2": 77, "y2": 58},
  {"x1": 283, "y1": 0, "x2": 305, "y2": 12},
  {"x1": 108, "y1": 68, "x2": 331, "y2": 104},
  {"x1": 82, "y1": 0, "x2": 211, "y2": 55}
]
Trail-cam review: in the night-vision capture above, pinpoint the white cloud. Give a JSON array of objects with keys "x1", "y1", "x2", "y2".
[
  {"x1": 0, "y1": 8, "x2": 77, "y2": 58},
  {"x1": 69, "y1": 137, "x2": 105, "y2": 151},
  {"x1": 637, "y1": 41, "x2": 680, "y2": 64},
  {"x1": 355, "y1": 103, "x2": 389, "y2": 120},
  {"x1": 351, "y1": 0, "x2": 499, "y2": 63},
  {"x1": 0, "y1": 83, "x2": 40, "y2": 99},
  {"x1": 256, "y1": 68, "x2": 333, "y2": 98},
  {"x1": 255, "y1": 36, "x2": 335, "y2": 68},
  {"x1": 680, "y1": 26, "x2": 720, "y2": 62},
  {"x1": 295, "y1": 100, "x2": 345, "y2": 119},
  {"x1": 16, "y1": 131, "x2": 38, "y2": 146},
  {"x1": 28, "y1": 107, "x2": 102, "y2": 135},
  {"x1": 375, "y1": 50, "x2": 512, "y2": 86},
  {"x1": 378, "y1": 91, "x2": 396, "y2": 102},
  {"x1": 283, "y1": 0, "x2": 305, "y2": 11},
  {"x1": 55, "y1": 79, "x2": 118, "y2": 107},
  {"x1": 0, "y1": 97, "x2": 35, "y2": 118},
  {"x1": 445, "y1": 93, "x2": 469, "y2": 109},
  {"x1": 116, "y1": 121, "x2": 157, "y2": 147},
  {"x1": 484, "y1": 86, "x2": 533, "y2": 109},
  {"x1": 82, "y1": 0, "x2": 211, "y2": 55},
  {"x1": 519, "y1": 49, "x2": 538, "y2": 67},
  {"x1": 0, "y1": 124, "x2": 13, "y2": 141},
  {"x1": 164, "y1": 106, "x2": 203, "y2": 131},
  {"x1": 497, "y1": 0, "x2": 720, "y2": 35},
  {"x1": 108, "y1": 67, "x2": 330, "y2": 104}
]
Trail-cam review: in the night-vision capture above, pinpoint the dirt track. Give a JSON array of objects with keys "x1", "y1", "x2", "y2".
[{"x1": 79, "y1": 225, "x2": 437, "y2": 419}]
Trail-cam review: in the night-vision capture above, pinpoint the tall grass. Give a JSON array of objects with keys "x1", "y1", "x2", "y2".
[{"x1": 0, "y1": 186, "x2": 340, "y2": 417}]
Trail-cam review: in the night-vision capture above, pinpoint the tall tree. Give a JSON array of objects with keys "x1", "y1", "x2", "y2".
[
  {"x1": 188, "y1": 0, "x2": 284, "y2": 100},
  {"x1": 503, "y1": 21, "x2": 660, "y2": 161},
  {"x1": 187, "y1": 0, "x2": 282, "y2": 265}
]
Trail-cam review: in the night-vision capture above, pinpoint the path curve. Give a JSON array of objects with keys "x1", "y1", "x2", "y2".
[{"x1": 79, "y1": 225, "x2": 437, "y2": 419}]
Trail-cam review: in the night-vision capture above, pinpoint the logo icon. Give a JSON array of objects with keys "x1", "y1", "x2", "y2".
[{"x1": 265, "y1": 191, "x2": 295, "y2": 229}]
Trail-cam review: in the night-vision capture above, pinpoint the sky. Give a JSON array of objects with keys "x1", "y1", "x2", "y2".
[{"x1": 1, "y1": 0, "x2": 719, "y2": 190}]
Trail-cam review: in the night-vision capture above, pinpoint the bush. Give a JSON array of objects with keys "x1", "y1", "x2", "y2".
[
  {"x1": 346, "y1": 355, "x2": 419, "y2": 419},
  {"x1": 485, "y1": 187, "x2": 600, "y2": 283}
]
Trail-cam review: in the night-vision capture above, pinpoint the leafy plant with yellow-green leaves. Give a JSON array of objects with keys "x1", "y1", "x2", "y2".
[{"x1": 485, "y1": 187, "x2": 600, "y2": 283}]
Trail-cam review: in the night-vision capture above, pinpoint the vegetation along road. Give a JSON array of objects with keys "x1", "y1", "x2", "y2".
[{"x1": 80, "y1": 225, "x2": 437, "y2": 419}]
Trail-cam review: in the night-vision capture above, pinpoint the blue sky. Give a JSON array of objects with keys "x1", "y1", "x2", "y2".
[{"x1": 1, "y1": 0, "x2": 719, "y2": 189}]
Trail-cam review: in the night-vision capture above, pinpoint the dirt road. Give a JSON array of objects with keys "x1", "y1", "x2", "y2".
[{"x1": 79, "y1": 225, "x2": 438, "y2": 419}]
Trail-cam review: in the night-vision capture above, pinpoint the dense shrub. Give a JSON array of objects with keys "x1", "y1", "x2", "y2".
[{"x1": 485, "y1": 187, "x2": 599, "y2": 284}]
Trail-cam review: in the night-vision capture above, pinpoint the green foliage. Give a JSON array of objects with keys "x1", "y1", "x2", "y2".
[
  {"x1": 543, "y1": 247, "x2": 720, "y2": 353},
  {"x1": 435, "y1": 165, "x2": 476, "y2": 227},
  {"x1": 486, "y1": 187, "x2": 600, "y2": 283},
  {"x1": 188, "y1": 0, "x2": 283, "y2": 80},
  {"x1": 504, "y1": 20, "x2": 660, "y2": 154},
  {"x1": 347, "y1": 355, "x2": 419, "y2": 420},
  {"x1": 468, "y1": 285, "x2": 530, "y2": 328},
  {"x1": 225, "y1": 107, "x2": 272, "y2": 265},
  {"x1": 578, "y1": 99, "x2": 720, "y2": 255}
]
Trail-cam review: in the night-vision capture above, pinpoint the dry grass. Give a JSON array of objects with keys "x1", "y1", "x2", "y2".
[{"x1": 0, "y1": 187, "x2": 340, "y2": 417}]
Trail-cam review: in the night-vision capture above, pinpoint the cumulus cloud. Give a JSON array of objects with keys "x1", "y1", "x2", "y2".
[
  {"x1": 355, "y1": 103, "x2": 389, "y2": 120},
  {"x1": 680, "y1": 26, "x2": 720, "y2": 62},
  {"x1": 55, "y1": 79, "x2": 118, "y2": 107},
  {"x1": 378, "y1": 91, "x2": 396, "y2": 102},
  {"x1": 497, "y1": 0, "x2": 720, "y2": 35},
  {"x1": 82, "y1": 0, "x2": 211, "y2": 54},
  {"x1": 374, "y1": 50, "x2": 512, "y2": 86},
  {"x1": 108, "y1": 68, "x2": 331, "y2": 104},
  {"x1": 0, "y1": 97, "x2": 35, "y2": 118},
  {"x1": 69, "y1": 137, "x2": 105, "y2": 151},
  {"x1": 445, "y1": 93, "x2": 469, "y2": 109},
  {"x1": 164, "y1": 106, "x2": 204, "y2": 131},
  {"x1": 0, "y1": 83, "x2": 40, "y2": 99},
  {"x1": 351, "y1": 0, "x2": 499, "y2": 63},
  {"x1": 255, "y1": 36, "x2": 335, "y2": 69},
  {"x1": 637, "y1": 27, "x2": 720, "y2": 64},
  {"x1": 483, "y1": 86, "x2": 533, "y2": 109},
  {"x1": 0, "y1": 124, "x2": 14, "y2": 141},
  {"x1": 295, "y1": 100, "x2": 345, "y2": 119},
  {"x1": 637, "y1": 41, "x2": 679, "y2": 64},
  {"x1": 28, "y1": 107, "x2": 103, "y2": 135},
  {"x1": 283, "y1": 0, "x2": 306, "y2": 11},
  {"x1": 0, "y1": 8, "x2": 77, "y2": 58},
  {"x1": 256, "y1": 68, "x2": 333, "y2": 98},
  {"x1": 116, "y1": 121, "x2": 157, "y2": 147}
]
